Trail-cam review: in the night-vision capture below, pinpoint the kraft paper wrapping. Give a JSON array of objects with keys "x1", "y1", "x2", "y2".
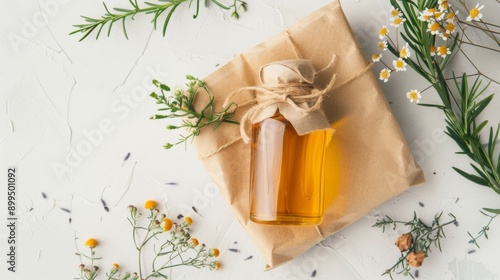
[{"x1": 192, "y1": 0, "x2": 425, "y2": 268}]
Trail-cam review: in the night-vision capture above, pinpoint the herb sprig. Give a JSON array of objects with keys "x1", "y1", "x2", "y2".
[
  {"x1": 150, "y1": 76, "x2": 239, "y2": 149},
  {"x1": 77, "y1": 201, "x2": 221, "y2": 280},
  {"x1": 373, "y1": 212, "x2": 457, "y2": 279},
  {"x1": 468, "y1": 209, "x2": 499, "y2": 248},
  {"x1": 71, "y1": 0, "x2": 247, "y2": 41}
]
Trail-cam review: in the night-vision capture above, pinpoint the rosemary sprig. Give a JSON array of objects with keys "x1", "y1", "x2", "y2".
[
  {"x1": 70, "y1": 0, "x2": 247, "y2": 41},
  {"x1": 373, "y1": 212, "x2": 457, "y2": 279},
  {"x1": 468, "y1": 209, "x2": 499, "y2": 248},
  {"x1": 386, "y1": 0, "x2": 499, "y2": 245},
  {"x1": 150, "y1": 76, "x2": 239, "y2": 149}
]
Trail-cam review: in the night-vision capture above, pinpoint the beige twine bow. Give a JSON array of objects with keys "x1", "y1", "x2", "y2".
[{"x1": 224, "y1": 65, "x2": 337, "y2": 143}]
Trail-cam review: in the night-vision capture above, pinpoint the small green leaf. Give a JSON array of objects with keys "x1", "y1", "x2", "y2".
[
  {"x1": 160, "y1": 84, "x2": 170, "y2": 91},
  {"x1": 483, "y1": 208, "x2": 500, "y2": 215},
  {"x1": 452, "y1": 167, "x2": 490, "y2": 186}
]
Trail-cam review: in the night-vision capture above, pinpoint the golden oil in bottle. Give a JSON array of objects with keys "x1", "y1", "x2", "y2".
[{"x1": 249, "y1": 114, "x2": 330, "y2": 225}]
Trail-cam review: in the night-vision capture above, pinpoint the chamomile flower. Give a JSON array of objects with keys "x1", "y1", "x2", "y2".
[
  {"x1": 372, "y1": 53, "x2": 382, "y2": 62},
  {"x1": 466, "y1": 3, "x2": 484, "y2": 22},
  {"x1": 379, "y1": 68, "x2": 391, "y2": 83},
  {"x1": 430, "y1": 46, "x2": 437, "y2": 56},
  {"x1": 446, "y1": 11, "x2": 458, "y2": 22},
  {"x1": 433, "y1": 10, "x2": 446, "y2": 21},
  {"x1": 399, "y1": 43, "x2": 411, "y2": 59},
  {"x1": 444, "y1": 22, "x2": 455, "y2": 34},
  {"x1": 437, "y1": 45, "x2": 451, "y2": 58},
  {"x1": 379, "y1": 26, "x2": 389, "y2": 39},
  {"x1": 439, "y1": 31, "x2": 451, "y2": 41},
  {"x1": 406, "y1": 89, "x2": 422, "y2": 103},
  {"x1": 390, "y1": 16, "x2": 406, "y2": 27},
  {"x1": 378, "y1": 41, "x2": 388, "y2": 51},
  {"x1": 389, "y1": 6, "x2": 402, "y2": 17},
  {"x1": 393, "y1": 58, "x2": 407, "y2": 72},
  {"x1": 438, "y1": 0, "x2": 450, "y2": 10},
  {"x1": 418, "y1": 8, "x2": 435, "y2": 22},
  {"x1": 427, "y1": 22, "x2": 441, "y2": 35}
]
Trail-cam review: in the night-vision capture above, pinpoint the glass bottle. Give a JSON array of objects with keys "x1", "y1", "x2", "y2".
[{"x1": 249, "y1": 113, "x2": 330, "y2": 225}]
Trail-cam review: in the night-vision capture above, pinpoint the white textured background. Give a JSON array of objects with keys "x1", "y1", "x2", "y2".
[{"x1": 1, "y1": 0, "x2": 500, "y2": 279}]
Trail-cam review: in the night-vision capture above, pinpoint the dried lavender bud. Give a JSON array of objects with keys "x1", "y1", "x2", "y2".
[
  {"x1": 192, "y1": 206, "x2": 202, "y2": 217},
  {"x1": 244, "y1": 255, "x2": 253, "y2": 260},
  {"x1": 41, "y1": 192, "x2": 47, "y2": 199},
  {"x1": 311, "y1": 269, "x2": 317, "y2": 277},
  {"x1": 228, "y1": 248, "x2": 240, "y2": 253},
  {"x1": 60, "y1": 207, "x2": 71, "y2": 213}
]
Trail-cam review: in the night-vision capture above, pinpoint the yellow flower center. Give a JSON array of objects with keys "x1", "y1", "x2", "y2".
[
  {"x1": 447, "y1": 12, "x2": 456, "y2": 20},
  {"x1": 379, "y1": 27, "x2": 388, "y2": 36},
  {"x1": 430, "y1": 22, "x2": 440, "y2": 31},
  {"x1": 394, "y1": 18, "x2": 403, "y2": 25},
  {"x1": 372, "y1": 54, "x2": 380, "y2": 60},
  {"x1": 381, "y1": 70, "x2": 389, "y2": 79},
  {"x1": 438, "y1": 46, "x2": 448, "y2": 55},
  {"x1": 400, "y1": 48, "x2": 407, "y2": 58},
  {"x1": 391, "y1": 9, "x2": 399, "y2": 17},
  {"x1": 446, "y1": 23, "x2": 455, "y2": 32},
  {"x1": 470, "y1": 8, "x2": 480, "y2": 18},
  {"x1": 378, "y1": 42, "x2": 386, "y2": 49},
  {"x1": 428, "y1": 8, "x2": 436, "y2": 13},
  {"x1": 408, "y1": 91, "x2": 419, "y2": 101},
  {"x1": 430, "y1": 46, "x2": 437, "y2": 53},
  {"x1": 396, "y1": 60, "x2": 405, "y2": 68}
]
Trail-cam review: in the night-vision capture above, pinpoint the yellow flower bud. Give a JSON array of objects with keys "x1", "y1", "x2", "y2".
[
  {"x1": 211, "y1": 248, "x2": 220, "y2": 257},
  {"x1": 184, "y1": 216, "x2": 193, "y2": 225},
  {"x1": 85, "y1": 238, "x2": 98, "y2": 248},
  {"x1": 163, "y1": 218, "x2": 173, "y2": 231},
  {"x1": 215, "y1": 261, "x2": 221, "y2": 271},
  {"x1": 191, "y1": 238, "x2": 199, "y2": 247},
  {"x1": 144, "y1": 200, "x2": 157, "y2": 210}
]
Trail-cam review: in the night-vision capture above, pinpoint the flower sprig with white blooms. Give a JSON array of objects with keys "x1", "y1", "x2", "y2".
[{"x1": 374, "y1": 0, "x2": 500, "y2": 252}]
